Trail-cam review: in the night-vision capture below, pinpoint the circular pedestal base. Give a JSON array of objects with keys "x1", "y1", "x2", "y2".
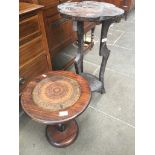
[{"x1": 46, "y1": 120, "x2": 78, "y2": 147}]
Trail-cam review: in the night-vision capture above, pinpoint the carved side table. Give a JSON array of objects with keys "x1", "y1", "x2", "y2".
[
  {"x1": 58, "y1": 1, "x2": 124, "y2": 94},
  {"x1": 21, "y1": 71, "x2": 91, "y2": 147}
]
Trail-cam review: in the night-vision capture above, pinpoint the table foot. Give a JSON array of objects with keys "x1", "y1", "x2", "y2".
[
  {"x1": 101, "y1": 87, "x2": 106, "y2": 94},
  {"x1": 81, "y1": 72, "x2": 106, "y2": 94},
  {"x1": 46, "y1": 120, "x2": 78, "y2": 147}
]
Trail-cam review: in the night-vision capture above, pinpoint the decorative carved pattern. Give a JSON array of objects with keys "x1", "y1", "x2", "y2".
[
  {"x1": 75, "y1": 21, "x2": 84, "y2": 74},
  {"x1": 32, "y1": 75, "x2": 81, "y2": 111},
  {"x1": 91, "y1": 27, "x2": 95, "y2": 48}
]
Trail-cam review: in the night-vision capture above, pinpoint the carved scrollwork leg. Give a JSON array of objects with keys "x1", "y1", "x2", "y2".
[
  {"x1": 90, "y1": 26, "x2": 95, "y2": 48},
  {"x1": 74, "y1": 21, "x2": 84, "y2": 74},
  {"x1": 124, "y1": 11, "x2": 128, "y2": 20},
  {"x1": 99, "y1": 20, "x2": 113, "y2": 94}
]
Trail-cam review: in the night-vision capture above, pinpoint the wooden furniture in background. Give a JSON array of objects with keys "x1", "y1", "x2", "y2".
[
  {"x1": 21, "y1": 71, "x2": 91, "y2": 147},
  {"x1": 19, "y1": 2, "x2": 52, "y2": 94},
  {"x1": 20, "y1": 0, "x2": 95, "y2": 70},
  {"x1": 120, "y1": 0, "x2": 135, "y2": 20},
  {"x1": 100, "y1": 0, "x2": 135, "y2": 20}
]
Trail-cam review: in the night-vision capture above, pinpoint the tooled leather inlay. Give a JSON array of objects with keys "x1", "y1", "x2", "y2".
[{"x1": 32, "y1": 75, "x2": 81, "y2": 111}]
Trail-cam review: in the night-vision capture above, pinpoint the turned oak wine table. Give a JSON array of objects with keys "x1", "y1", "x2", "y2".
[
  {"x1": 58, "y1": 1, "x2": 124, "y2": 94},
  {"x1": 21, "y1": 71, "x2": 91, "y2": 147}
]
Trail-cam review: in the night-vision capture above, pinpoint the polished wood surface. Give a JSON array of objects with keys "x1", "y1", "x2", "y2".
[
  {"x1": 46, "y1": 120, "x2": 78, "y2": 147},
  {"x1": 19, "y1": 2, "x2": 43, "y2": 15},
  {"x1": 21, "y1": 71, "x2": 91, "y2": 147},
  {"x1": 20, "y1": 37, "x2": 44, "y2": 66},
  {"x1": 20, "y1": 54, "x2": 49, "y2": 92},
  {"x1": 19, "y1": 2, "x2": 52, "y2": 93},
  {"x1": 19, "y1": 15, "x2": 41, "y2": 45},
  {"x1": 21, "y1": 71, "x2": 91, "y2": 124}
]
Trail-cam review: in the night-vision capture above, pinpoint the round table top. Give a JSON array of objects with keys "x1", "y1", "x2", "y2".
[
  {"x1": 21, "y1": 71, "x2": 91, "y2": 124},
  {"x1": 57, "y1": 1, "x2": 124, "y2": 22}
]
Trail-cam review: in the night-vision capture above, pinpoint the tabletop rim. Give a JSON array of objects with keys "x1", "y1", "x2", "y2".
[
  {"x1": 21, "y1": 71, "x2": 91, "y2": 124},
  {"x1": 57, "y1": 1, "x2": 124, "y2": 22}
]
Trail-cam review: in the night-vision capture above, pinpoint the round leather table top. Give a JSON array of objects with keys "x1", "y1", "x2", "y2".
[
  {"x1": 32, "y1": 75, "x2": 81, "y2": 111},
  {"x1": 21, "y1": 71, "x2": 91, "y2": 124}
]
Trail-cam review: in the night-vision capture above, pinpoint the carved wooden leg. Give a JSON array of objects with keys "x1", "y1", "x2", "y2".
[
  {"x1": 99, "y1": 20, "x2": 113, "y2": 94},
  {"x1": 74, "y1": 21, "x2": 84, "y2": 74},
  {"x1": 90, "y1": 26, "x2": 95, "y2": 48},
  {"x1": 124, "y1": 10, "x2": 128, "y2": 20},
  {"x1": 99, "y1": 53, "x2": 110, "y2": 94}
]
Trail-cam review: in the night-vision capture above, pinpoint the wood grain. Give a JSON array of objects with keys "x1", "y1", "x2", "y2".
[
  {"x1": 20, "y1": 36, "x2": 43, "y2": 66},
  {"x1": 46, "y1": 119, "x2": 78, "y2": 147},
  {"x1": 19, "y1": 2, "x2": 43, "y2": 15},
  {"x1": 19, "y1": 2, "x2": 52, "y2": 93},
  {"x1": 20, "y1": 54, "x2": 49, "y2": 92}
]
